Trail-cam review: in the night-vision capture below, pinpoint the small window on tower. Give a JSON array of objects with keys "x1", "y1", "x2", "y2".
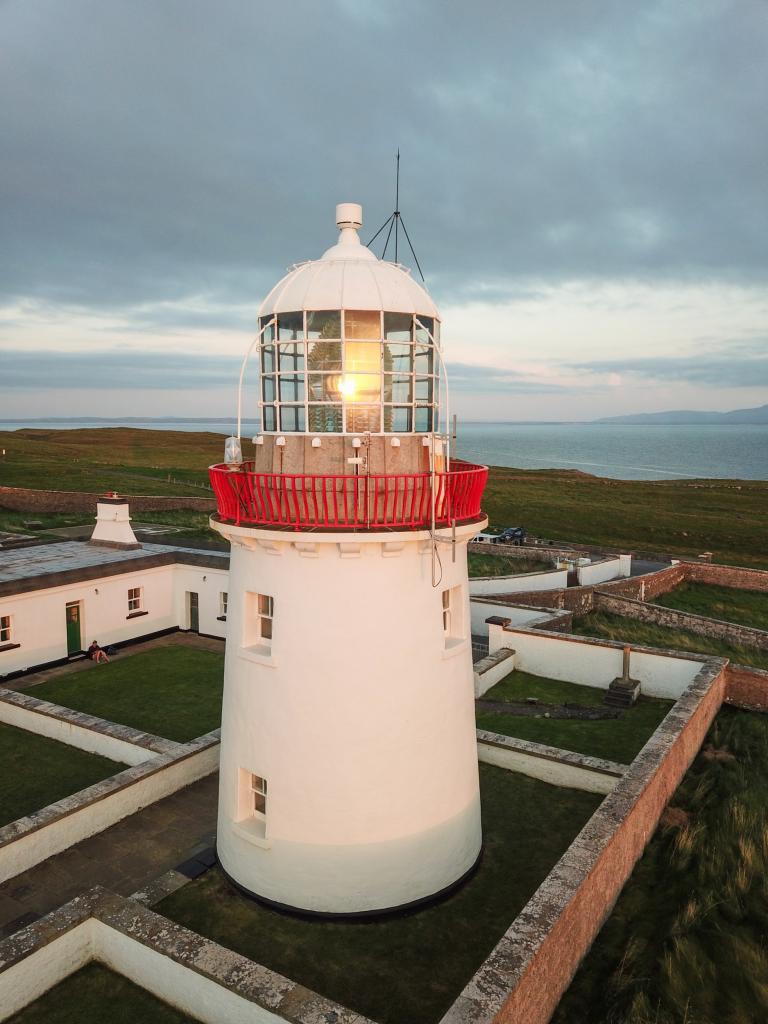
[
  {"x1": 250, "y1": 773, "x2": 267, "y2": 817},
  {"x1": 236, "y1": 767, "x2": 269, "y2": 840},
  {"x1": 441, "y1": 586, "x2": 464, "y2": 648},
  {"x1": 243, "y1": 592, "x2": 274, "y2": 654}
]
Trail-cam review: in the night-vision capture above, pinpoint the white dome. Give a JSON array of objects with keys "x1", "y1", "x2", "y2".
[{"x1": 257, "y1": 203, "x2": 440, "y2": 319}]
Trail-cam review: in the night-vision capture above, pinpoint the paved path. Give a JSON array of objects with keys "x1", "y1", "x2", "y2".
[{"x1": 0, "y1": 772, "x2": 218, "y2": 938}]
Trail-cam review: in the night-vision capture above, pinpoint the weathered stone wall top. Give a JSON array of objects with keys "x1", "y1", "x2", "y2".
[{"x1": 477, "y1": 729, "x2": 627, "y2": 779}]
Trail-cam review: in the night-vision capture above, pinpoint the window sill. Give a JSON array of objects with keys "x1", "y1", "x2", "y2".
[
  {"x1": 126, "y1": 610, "x2": 149, "y2": 620},
  {"x1": 216, "y1": 615, "x2": 227, "y2": 622},
  {"x1": 442, "y1": 637, "x2": 469, "y2": 660},
  {"x1": 0, "y1": 642, "x2": 21, "y2": 653},
  {"x1": 238, "y1": 645, "x2": 275, "y2": 668},
  {"x1": 232, "y1": 819, "x2": 272, "y2": 849}
]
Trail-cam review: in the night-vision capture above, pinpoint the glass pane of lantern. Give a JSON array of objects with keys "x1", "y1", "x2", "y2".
[
  {"x1": 341, "y1": 373, "x2": 379, "y2": 405},
  {"x1": 259, "y1": 317, "x2": 275, "y2": 344},
  {"x1": 414, "y1": 376, "x2": 433, "y2": 402},
  {"x1": 261, "y1": 345, "x2": 275, "y2": 372},
  {"x1": 346, "y1": 405, "x2": 381, "y2": 433},
  {"x1": 308, "y1": 404, "x2": 343, "y2": 432},
  {"x1": 415, "y1": 406, "x2": 433, "y2": 432},
  {"x1": 277, "y1": 311, "x2": 304, "y2": 341},
  {"x1": 384, "y1": 406, "x2": 412, "y2": 432},
  {"x1": 415, "y1": 316, "x2": 434, "y2": 344},
  {"x1": 280, "y1": 405, "x2": 305, "y2": 431},
  {"x1": 262, "y1": 406, "x2": 276, "y2": 431},
  {"x1": 384, "y1": 312, "x2": 412, "y2": 341},
  {"x1": 279, "y1": 376, "x2": 305, "y2": 402},
  {"x1": 383, "y1": 375, "x2": 412, "y2": 403},
  {"x1": 278, "y1": 344, "x2": 305, "y2": 371},
  {"x1": 262, "y1": 375, "x2": 276, "y2": 402},
  {"x1": 344, "y1": 310, "x2": 381, "y2": 339},
  {"x1": 306, "y1": 341, "x2": 343, "y2": 371},
  {"x1": 413, "y1": 345, "x2": 434, "y2": 373},
  {"x1": 383, "y1": 343, "x2": 412, "y2": 372},
  {"x1": 308, "y1": 373, "x2": 340, "y2": 402},
  {"x1": 345, "y1": 340, "x2": 380, "y2": 374},
  {"x1": 306, "y1": 310, "x2": 341, "y2": 339}
]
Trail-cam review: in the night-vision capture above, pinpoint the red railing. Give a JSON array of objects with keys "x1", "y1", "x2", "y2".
[{"x1": 209, "y1": 461, "x2": 488, "y2": 530}]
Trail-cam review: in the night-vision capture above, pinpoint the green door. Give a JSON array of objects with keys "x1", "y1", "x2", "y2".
[
  {"x1": 188, "y1": 592, "x2": 199, "y2": 633},
  {"x1": 65, "y1": 602, "x2": 82, "y2": 655}
]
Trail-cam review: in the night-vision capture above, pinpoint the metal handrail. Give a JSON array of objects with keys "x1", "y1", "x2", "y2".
[{"x1": 209, "y1": 462, "x2": 488, "y2": 531}]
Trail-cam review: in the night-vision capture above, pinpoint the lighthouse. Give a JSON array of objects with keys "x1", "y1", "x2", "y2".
[{"x1": 210, "y1": 203, "x2": 489, "y2": 915}]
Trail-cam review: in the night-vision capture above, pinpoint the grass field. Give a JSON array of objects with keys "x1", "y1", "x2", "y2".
[
  {"x1": 573, "y1": 611, "x2": 768, "y2": 672},
  {"x1": 476, "y1": 670, "x2": 672, "y2": 763},
  {"x1": 554, "y1": 706, "x2": 768, "y2": 1024},
  {"x1": 2, "y1": 428, "x2": 767, "y2": 566},
  {"x1": 467, "y1": 551, "x2": 553, "y2": 577},
  {"x1": 22, "y1": 647, "x2": 224, "y2": 742},
  {"x1": 654, "y1": 581, "x2": 768, "y2": 631},
  {"x1": 7, "y1": 963, "x2": 195, "y2": 1024},
  {"x1": 0, "y1": 722, "x2": 125, "y2": 827},
  {"x1": 158, "y1": 764, "x2": 601, "y2": 1024}
]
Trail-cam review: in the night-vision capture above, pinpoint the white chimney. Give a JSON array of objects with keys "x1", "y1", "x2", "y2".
[{"x1": 89, "y1": 493, "x2": 141, "y2": 549}]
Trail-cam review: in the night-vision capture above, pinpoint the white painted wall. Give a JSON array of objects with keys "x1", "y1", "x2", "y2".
[
  {"x1": 0, "y1": 694, "x2": 165, "y2": 766},
  {"x1": 0, "y1": 740, "x2": 219, "y2": 884},
  {"x1": 215, "y1": 520, "x2": 484, "y2": 914},
  {"x1": 488, "y1": 625, "x2": 704, "y2": 699},
  {"x1": 474, "y1": 650, "x2": 516, "y2": 698},
  {"x1": 469, "y1": 568, "x2": 568, "y2": 597},
  {"x1": 94, "y1": 922, "x2": 288, "y2": 1024},
  {"x1": 0, "y1": 559, "x2": 227, "y2": 678},
  {"x1": 477, "y1": 738, "x2": 620, "y2": 794},
  {"x1": 469, "y1": 600, "x2": 545, "y2": 637},
  {"x1": 0, "y1": 921, "x2": 93, "y2": 1022},
  {"x1": 576, "y1": 556, "x2": 630, "y2": 587}
]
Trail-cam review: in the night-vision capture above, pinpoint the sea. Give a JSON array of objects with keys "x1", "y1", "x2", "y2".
[{"x1": 1, "y1": 419, "x2": 767, "y2": 481}]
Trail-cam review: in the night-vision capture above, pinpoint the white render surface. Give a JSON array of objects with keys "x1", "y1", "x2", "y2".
[
  {"x1": 90, "y1": 500, "x2": 139, "y2": 548},
  {"x1": 576, "y1": 556, "x2": 631, "y2": 587},
  {"x1": 488, "y1": 625, "x2": 705, "y2": 699},
  {"x1": 0, "y1": 921, "x2": 93, "y2": 1023},
  {"x1": 215, "y1": 520, "x2": 484, "y2": 914},
  {"x1": 468, "y1": 567, "x2": 568, "y2": 597},
  {"x1": 0, "y1": 544, "x2": 228, "y2": 677}
]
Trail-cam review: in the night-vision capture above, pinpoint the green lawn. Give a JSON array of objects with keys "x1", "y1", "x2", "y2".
[
  {"x1": 0, "y1": 723, "x2": 125, "y2": 828},
  {"x1": 654, "y1": 581, "x2": 768, "y2": 631},
  {"x1": 573, "y1": 610, "x2": 768, "y2": 672},
  {"x1": 23, "y1": 647, "x2": 224, "y2": 743},
  {"x1": 554, "y1": 706, "x2": 768, "y2": 1024},
  {"x1": 158, "y1": 764, "x2": 601, "y2": 1024},
  {"x1": 467, "y1": 551, "x2": 553, "y2": 577},
  {"x1": 7, "y1": 963, "x2": 196, "y2": 1024},
  {"x1": 476, "y1": 670, "x2": 672, "y2": 763}
]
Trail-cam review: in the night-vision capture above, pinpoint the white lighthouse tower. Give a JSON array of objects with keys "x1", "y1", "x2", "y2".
[{"x1": 210, "y1": 203, "x2": 489, "y2": 915}]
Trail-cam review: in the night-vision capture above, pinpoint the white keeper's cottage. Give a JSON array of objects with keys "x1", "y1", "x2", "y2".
[{"x1": 209, "y1": 203, "x2": 489, "y2": 915}]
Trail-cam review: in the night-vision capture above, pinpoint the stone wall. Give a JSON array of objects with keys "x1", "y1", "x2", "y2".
[
  {"x1": 685, "y1": 561, "x2": 768, "y2": 593},
  {"x1": 725, "y1": 663, "x2": 768, "y2": 711},
  {"x1": 595, "y1": 591, "x2": 768, "y2": 653},
  {"x1": 445, "y1": 658, "x2": 728, "y2": 1024},
  {"x1": 0, "y1": 486, "x2": 215, "y2": 514}
]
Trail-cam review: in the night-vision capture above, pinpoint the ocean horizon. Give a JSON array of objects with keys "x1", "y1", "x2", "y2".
[{"x1": 1, "y1": 418, "x2": 767, "y2": 482}]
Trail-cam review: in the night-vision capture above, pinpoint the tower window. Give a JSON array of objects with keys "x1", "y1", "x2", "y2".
[
  {"x1": 0, "y1": 616, "x2": 11, "y2": 644},
  {"x1": 258, "y1": 595, "x2": 273, "y2": 640},
  {"x1": 250, "y1": 774, "x2": 267, "y2": 817},
  {"x1": 243, "y1": 592, "x2": 274, "y2": 652},
  {"x1": 441, "y1": 586, "x2": 464, "y2": 647},
  {"x1": 219, "y1": 592, "x2": 228, "y2": 619}
]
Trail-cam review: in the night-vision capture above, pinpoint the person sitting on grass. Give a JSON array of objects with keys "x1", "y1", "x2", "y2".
[{"x1": 87, "y1": 640, "x2": 109, "y2": 664}]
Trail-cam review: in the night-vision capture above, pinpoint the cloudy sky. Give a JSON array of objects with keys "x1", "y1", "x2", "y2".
[{"x1": 1, "y1": 0, "x2": 766, "y2": 422}]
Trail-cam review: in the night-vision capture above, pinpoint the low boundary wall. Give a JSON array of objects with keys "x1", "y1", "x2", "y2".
[
  {"x1": 725, "y1": 663, "x2": 768, "y2": 711},
  {"x1": 594, "y1": 591, "x2": 768, "y2": 654},
  {"x1": 0, "y1": 485, "x2": 215, "y2": 514},
  {"x1": 0, "y1": 888, "x2": 374, "y2": 1024},
  {"x1": 0, "y1": 688, "x2": 178, "y2": 765},
  {"x1": 446, "y1": 657, "x2": 728, "y2": 1024},
  {"x1": 0, "y1": 730, "x2": 220, "y2": 884},
  {"x1": 477, "y1": 730, "x2": 625, "y2": 795},
  {"x1": 470, "y1": 568, "x2": 568, "y2": 597}
]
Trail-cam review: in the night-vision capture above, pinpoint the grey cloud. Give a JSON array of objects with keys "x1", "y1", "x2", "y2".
[
  {"x1": 447, "y1": 362, "x2": 568, "y2": 394},
  {"x1": 570, "y1": 341, "x2": 768, "y2": 388},
  {"x1": 0, "y1": 0, "x2": 766, "y2": 319}
]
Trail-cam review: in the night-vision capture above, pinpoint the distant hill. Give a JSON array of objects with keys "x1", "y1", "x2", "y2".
[{"x1": 595, "y1": 404, "x2": 768, "y2": 425}]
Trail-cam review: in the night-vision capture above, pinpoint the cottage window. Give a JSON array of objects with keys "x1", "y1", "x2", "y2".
[
  {"x1": 127, "y1": 587, "x2": 143, "y2": 613},
  {"x1": 0, "y1": 616, "x2": 11, "y2": 644}
]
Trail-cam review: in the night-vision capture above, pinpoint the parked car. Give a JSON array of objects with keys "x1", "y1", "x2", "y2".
[{"x1": 474, "y1": 526, "x2": 526, "y2": 545}]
